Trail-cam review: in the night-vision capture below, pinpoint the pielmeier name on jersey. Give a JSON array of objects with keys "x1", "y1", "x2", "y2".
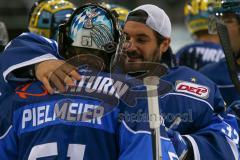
[
  {"x1": 21, "y1": 101, "x2": 104, "y2": 129},
  {"x1": 19, "y1": 73, "x2": 131, "y2": 132}
]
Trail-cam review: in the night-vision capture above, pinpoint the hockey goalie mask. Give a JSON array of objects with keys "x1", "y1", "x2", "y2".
[{"x1": 58, "y1": 3, "x2": 122, "y2": 71}]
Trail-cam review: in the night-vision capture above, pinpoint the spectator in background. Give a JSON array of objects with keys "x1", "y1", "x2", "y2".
[{"x1": 175, "y1": 0, "x2": 225, "y2": 70}]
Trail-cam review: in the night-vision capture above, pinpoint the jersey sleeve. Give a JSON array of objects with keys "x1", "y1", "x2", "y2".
[
  {"x1": 183, "y1": 113, "x2": 239, "y2": 160},
  {"x1": 176, "y1": 83, "x2": 239, "y2": 159},
  {"x1": 0, "y1": 32, "x2": 60, "y2": 84}
]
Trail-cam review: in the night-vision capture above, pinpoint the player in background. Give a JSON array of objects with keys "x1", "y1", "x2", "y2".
[
  {"x1": 175, "y1": 0, "x2": 225, "y2": 70},
  {"x1": 200, "y1": 0, "x2": 240, "y2": 105},
  {"x1": 28, "y1": 0, "x2": 75, "y2": 40}
]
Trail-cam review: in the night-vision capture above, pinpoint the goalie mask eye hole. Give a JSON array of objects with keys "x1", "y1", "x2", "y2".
[{"x1": 104, "y1": 42, "x2": 117, "y2": 53}]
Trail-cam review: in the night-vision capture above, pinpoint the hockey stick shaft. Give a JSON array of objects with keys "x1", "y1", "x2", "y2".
[{"x1": 144, "y1": 76, "x2": 162, "y2": 160}]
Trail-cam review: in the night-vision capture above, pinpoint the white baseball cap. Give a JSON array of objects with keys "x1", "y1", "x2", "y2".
[{"x1": 126, "y1": 4, "x2": 171, "y2": 38}]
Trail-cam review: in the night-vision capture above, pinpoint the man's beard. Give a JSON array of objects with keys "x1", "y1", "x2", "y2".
[
  {"x1": 125, "y1": 47, "x2": 161, "y2": 77},
  {"x1": 152, "y1": 47, "x2": 161, "y2": 62},
  {"x1": 126, "y1": 47, "x2": 161, "y2": 62}
]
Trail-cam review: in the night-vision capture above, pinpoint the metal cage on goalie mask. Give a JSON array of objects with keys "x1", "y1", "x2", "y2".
[
  {"x1": 184, "y1": 0, "x2": 215, "y2": 35},
  {"x1": 58, "y1": 4, "x2": 121, "y2": 64},
  {"x1": 28, "y1": 0, "x2": 75, "y2": 40},
  {"x1": 208, "y1": 0, "x2": 240, "y2": 35}
]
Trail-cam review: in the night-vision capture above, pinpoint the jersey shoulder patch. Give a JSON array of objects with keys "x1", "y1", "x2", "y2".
[{"x1": 175, "y1": 80, "x2": 209, "y2": 99}]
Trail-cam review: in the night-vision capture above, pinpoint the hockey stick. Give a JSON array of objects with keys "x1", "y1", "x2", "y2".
[
  {"x1": 143, "y1": 76, "x2": 163, "y2": 160},
  {"x1": 216, "y1": 22, "x2": 240, "y2": 93}
]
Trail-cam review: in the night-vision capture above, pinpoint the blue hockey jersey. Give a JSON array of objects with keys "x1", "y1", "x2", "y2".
[
  {"x1": 175, "y1": 41, "x2": 225, "y2": 70},
  {"x1": 0, "y1": 33, "x2": 59, "y2": 102},
  {"x1": 0, "y1": 33, "x2": 59, "y2": 82},
  {"x1": 0, "y1": 69, "x2": 179, "y2": 160},
  {"x1": 200, "y1": 59, "x2": 240, "y2": 151},
  {"x1": 200, "y1": 59, "x2": 240, "y2": 105},
  {"x1": 0, "y1": 32, "x2": 239, "y2": 159}
]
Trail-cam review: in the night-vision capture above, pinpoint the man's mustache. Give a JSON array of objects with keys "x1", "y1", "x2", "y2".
[{"x1": 127, "y1": 51, "x2": 144, "y2": 60}]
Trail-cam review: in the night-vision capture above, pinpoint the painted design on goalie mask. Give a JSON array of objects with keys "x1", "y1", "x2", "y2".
[
  {"x1": 69, "y1": 6, "x2": 114, "y2": 50},
  {"x1": 84, "y1": 8, "x2": 99, "y2": 29}
]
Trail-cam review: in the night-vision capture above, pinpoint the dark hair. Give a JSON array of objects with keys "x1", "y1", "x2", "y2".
[
  {"x1": 160, "y1": 47, "x2": 176, "y2": 68},
  {"x1": 154, "y1": 31, "x2": 166, "y2": 45},
  {"x1": 126, "y1": 9, "x2": 148, "y2": 23},
  {"x1": 153, "y1": 31, "x2": 174, "y2": 68}
]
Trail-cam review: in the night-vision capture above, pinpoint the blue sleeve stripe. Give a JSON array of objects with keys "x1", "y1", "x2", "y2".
[
  {"x1": 0, "y1": 125, "x2": 12, "y2": 140},
  {"x1": 122, "y1": 120, "x2": 172, "y2": 141},
  {"x1": 161, "y1": 92, "x2": 214, "y2": 110},
  {"x1": 217, "y1": 85, "x2": 235, "y2": 88},
  {"x1": 19, "y1": 33, "x2": 56, "y2": 45},
  {"x1": 226, "y1": 114, "x2": 236, "y2": 118},
  {"x1": 41, "y1": 36, "x2": 56, "y2": 44},
  {"x1": 3, "y1": 54, "x2": 57, "y2": 82},
  {"x1": 218, "y1": 113, "x2": 237, "y2": 120},
  {"x1": 3, "y1": 41, "x2": 12, "y2": 51},
  {"x1": 183, "y1": 135, "x2": 201, "y2": 160},
  {"x1": 122, "y1": 120, "x2": 151, "y2": 135},
  {"x1": 226, "y1": 137, "x2": 239, "y2": 160},
  {"x1": 54, "y1": 41, "x2": 58, "y2": 47},
  {"x1": 217, "y1": 114, "x2": 224, "y2": 120}
]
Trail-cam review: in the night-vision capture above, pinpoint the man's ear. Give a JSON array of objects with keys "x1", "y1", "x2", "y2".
[{"x1": 160, "y1": 38, "x2": 171, "y2": 53}]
